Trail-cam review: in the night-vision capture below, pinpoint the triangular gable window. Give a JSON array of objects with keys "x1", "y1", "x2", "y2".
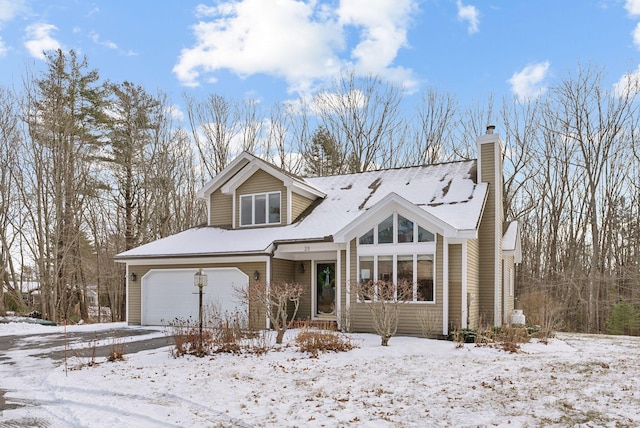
[
  {"x1": 359, "y1": 229, "x2": 374, "y2": 245},
  {"x1": 418, "y1": 226, "x2": 434, "y2": 242},
  {"x1": 358, "y1": 213, "x2": 436, "y2": 245}
]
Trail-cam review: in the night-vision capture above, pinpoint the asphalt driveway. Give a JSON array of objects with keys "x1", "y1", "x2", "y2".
[
  {"x1": 0, "y1": 325, "x2": 173, "y2": 417},
  {"x1": 0, "y1": 327, "x2": 173, "y2": 361}
]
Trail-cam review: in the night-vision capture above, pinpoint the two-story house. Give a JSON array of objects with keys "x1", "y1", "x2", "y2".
[{"x1": 115, "y1": 126, "x2": 521, "y2": 336}]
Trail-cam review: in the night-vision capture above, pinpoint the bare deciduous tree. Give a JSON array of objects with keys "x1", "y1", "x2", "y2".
[
  {"x1": 239, "y1": 281, "x2": 303, "y2": 344},
  {"x1": 315, "y1": 71, "x2": 405, "y2": 172},
  {"x1": 354, "y1": 280, "x2": 412, "y2": 346},
  {"x1": 406, "y1": 87, "x2": 459, "y2": 165},
  {"x1": 0, "y1": 85, "x2": 22, "y2": 314},
  {"x1": 184, "y1": 93, "x2": 240, "y2": 177}
]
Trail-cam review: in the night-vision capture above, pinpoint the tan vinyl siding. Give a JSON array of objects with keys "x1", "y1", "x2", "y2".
[
  {"x1": 348, "y1": 236, "x2": 444, "y2": 337},
  {"x1": 294, "y1": 260, "x2": 312, "y2": 320},
  {"x1": 271, "y1": 258, "x2": 295, "y2": 283},
  {"x1": 448, "y1": 244, "x2": 462, "y2": 329},
  {"x1": 480, "y1": 143, "x2": 495, "y2": 184},
  {"x1": 466, "y1": 239, "x2": 480, "y2": 329},
  {"x1": 127, "y1": 260, "x2": 267, "y2": 329},
  {"x1": 271, "y1": 258, "x2": 303, "y2": 320},
  {"x1": 209, "y1": 188, "x2": 233, "y2": 227},
  {"x1": 236, "y1": 169, "x2": 288, "y2": 227},
  {"x1": 478, "y1": 143, "x2": 498, "y2": 324},
  {"x1": 291, "y1": 192, "x2": 315, "y2": 222},
  {"x1": 127, "y1": 266, "x2": 143, "y2": 324}
]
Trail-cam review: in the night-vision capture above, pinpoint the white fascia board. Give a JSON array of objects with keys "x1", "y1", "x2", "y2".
[
  {"x1": 196, "y1": 153, "x2": 254, "y2": 199},
  {"x1": 503, "y1": 245, "x2": 522, "y2": 264},
  {"x1": 218, "y1": 159, "x2": 326, "y2": 200},
  {"x1": 274, "y1": 242, "x2": 343, "y2": 254},
  {"x1": 503, "y1": 222, "x2": 522, "y2": 264},
  {"x1": 449, "y1": 230, "x2": 478, "y2": 240},
  {"x1": 290, "y1": 180, "x2": 326, "y2": 199},
  {"x1": 220, "y1": 162, "x2": 261, "y2": 194},
  {"x1": 120, "y1": 255, "x2": 271, "y2": 266},
  {"x1": 333, "y1": 192, "x2": 461, "y2": 243}
]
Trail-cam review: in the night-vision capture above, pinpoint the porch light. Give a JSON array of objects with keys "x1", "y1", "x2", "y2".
[
  {"x1": 129, "y1": 272, "x2": 136, "y2": 282},
  {"x1": 300, "y1": 262, "x2": 305, "y2": 273},
  {"x1": 194, "y1": 268, "x2": 208, "y2": 289},
  {"x1": 253, "y1": 270, "x2": 260, "y2": 280}
]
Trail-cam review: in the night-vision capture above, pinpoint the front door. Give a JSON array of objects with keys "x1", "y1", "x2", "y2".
[{"x1": 315, "y1": 262, "x2": 336, "y2": 317}]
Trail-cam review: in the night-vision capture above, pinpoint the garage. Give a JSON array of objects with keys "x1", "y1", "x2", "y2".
[{"x1": 141, "y1": 268, "x2": 248, "y2": 326}]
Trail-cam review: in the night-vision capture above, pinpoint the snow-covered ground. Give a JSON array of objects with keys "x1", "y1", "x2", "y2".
[{"x1": 1, "y1": 322, "x2": 639, "y2": 427}]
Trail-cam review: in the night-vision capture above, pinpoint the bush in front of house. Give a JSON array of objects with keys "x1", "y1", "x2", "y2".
[
  {"x1": 294, "y1": 322, "x2": 357, "y2": 358},
  {"x1": 237, "y1": 281, "x2": 304, "y2": 345},
  {"x1": 450, "y1": 325, "x2": 531, "y2": 353},
  {"x1": 353, "y1": 280, "x2": 413, "y2": 346},
  {"x1": 169, "y1": 308, "x2": 270, "y2": 357}
]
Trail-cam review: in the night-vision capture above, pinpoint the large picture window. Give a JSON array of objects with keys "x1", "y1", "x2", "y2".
[
  {"x1": 240, "y1": 192, "x2": 281, "y2": 226},
  {"x1": 358, "y1": 254, "x2": 435, "y2": 303}
]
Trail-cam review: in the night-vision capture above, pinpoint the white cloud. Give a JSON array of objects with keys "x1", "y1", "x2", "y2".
[
  {"x1": 613, "y1": 65, "x2": 640, "y2": 97},
  {"x1": 89, "y1": 32, "x2": 118, "y2": 50},
  {"x1": 174, "y1": 0, "x2": 418, "y2": 94},
  {"x1": 0, "y1": 37, "x2": 6, "y2": 57},
  {"x1": 625, "y1": 0, "x2": 640, "y2": 16},
  {"x1": 338, "y1": 0, "x2": 416, "y2": 75},
  {"x1": 632, "y1": 22, "x2": 640, "y2": 48},
  {"x1": 24, "y1": 23, "x2": 61, "y2": 59},
  {"x1": 456, "y1": 0, "x2": 480, "y2": 34},
  {"x1": 508, "y1": 61, "x2": 550, "y2": 101},
  {"x1": 0, "y1": 0, "x2": 27, "y2": 26},
  {"x1": 167, "y1": 104, "x2": 185, "y2": 121},
  {"x1": 313, "y1": 89, "x2": 367, "y2": 115}
]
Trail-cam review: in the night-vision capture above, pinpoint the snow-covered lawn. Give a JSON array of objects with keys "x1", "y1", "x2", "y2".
[{"x1": 1, "y1": 322, "x2": 639, "y2": 427}]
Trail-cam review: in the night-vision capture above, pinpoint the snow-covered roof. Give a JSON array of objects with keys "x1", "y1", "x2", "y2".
[
  {"x1": 502, "y1": 221, "x2": 522, "y2": 264},
  {"x1": 197, "y1": 151, "x2": 325, "y2": 200},
  {"x1": 7, "y1": 281, "x2": 40, "y2": 293},
  {"x1": 117, "y1": 160, "x2": 487, "y2": 259}
]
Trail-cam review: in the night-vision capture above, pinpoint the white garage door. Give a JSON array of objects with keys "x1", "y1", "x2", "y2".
[{"x1": 141, "y1": 268, "x2": 248, "y2": 326}]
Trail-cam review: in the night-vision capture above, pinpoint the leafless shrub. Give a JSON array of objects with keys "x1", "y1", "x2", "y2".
[
  {"x1": 238, "y1": 281, "x2": 303, "y2": 344},
  {"x1": 417, "y1": 309, "x2": 439, "y2": 338},
  {"x1": 168, "y1": 308, "x2": 271, "y2": 357},
  {"x1": 519, "y1": 290, "x2": 563, "y2": 339},
  {"x1": 353, "y1": 280, "x2": 412, "y2": 346},
  {"x1": 295, "y1": 323, "x2": 357, "y2": 358},
  {"x1": 474, "y1": 325, "x2": 530, "y2": 353},
  {"x1": 169, "y1": 317, "x2": 210, "y2": 357},
  {"x1": 451, "y1": 324, "x2": 465, "y2": 348},
  {"x1": 106, "y1": 337, "x2": 126, "y2": 362}
]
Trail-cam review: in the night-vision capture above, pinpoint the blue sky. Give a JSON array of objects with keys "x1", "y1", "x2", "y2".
[{"x1": 2, "y1": 0, "x2": 640, "y2": 116}]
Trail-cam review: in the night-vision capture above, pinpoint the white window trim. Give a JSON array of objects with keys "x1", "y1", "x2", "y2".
[
  {"x1": 239, "y1": 191, "x2": 282, "y2": 227},
  {"x1": 358, "y1": 212, "x2": 436, "y2": 246},
  {"x1": 356, "y1": 253, "x2": 436, "y2": 304}
]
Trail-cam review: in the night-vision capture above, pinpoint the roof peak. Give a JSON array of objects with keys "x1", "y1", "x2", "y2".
[{"x1": 303, "y1": 158, "x2": 476, "y2": 180}]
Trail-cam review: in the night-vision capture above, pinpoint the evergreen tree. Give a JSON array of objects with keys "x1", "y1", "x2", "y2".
[{"x1": 304, "y1": 126, "x2": 344, "y2": 176}]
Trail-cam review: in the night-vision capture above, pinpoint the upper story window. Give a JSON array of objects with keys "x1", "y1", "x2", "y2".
[
  {"x1": 240, "y1": 192, "x2": 281, "y2": 226},
  {"x1": 359, "y1": 213, "x2": 435, "y2": 245}
]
